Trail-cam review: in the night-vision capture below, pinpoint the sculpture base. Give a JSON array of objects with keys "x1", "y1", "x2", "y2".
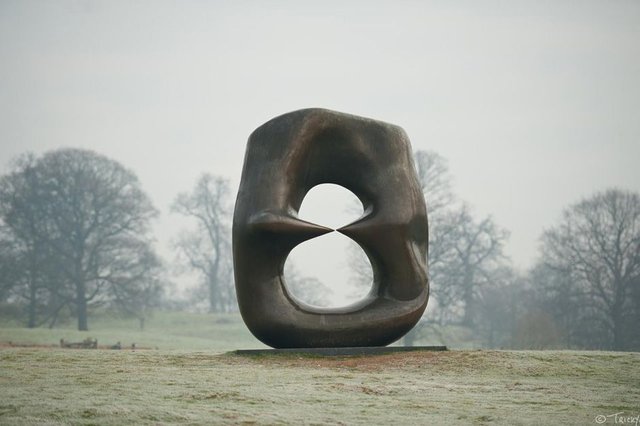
[{"x1": 233, "y1": 345, "x2": 447, "y2": 357}]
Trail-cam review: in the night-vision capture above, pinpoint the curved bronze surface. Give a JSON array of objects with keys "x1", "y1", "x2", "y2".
[{"x1": 233, "y1": 108, "x2": 429, "y2": 348}]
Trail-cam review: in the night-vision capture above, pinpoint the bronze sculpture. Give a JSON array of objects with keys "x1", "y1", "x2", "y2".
[{"x1": 233, "y1": 108, "x2": 429, "y2": 348}]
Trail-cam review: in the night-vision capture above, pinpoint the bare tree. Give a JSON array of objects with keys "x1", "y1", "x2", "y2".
[
  {"x1": 437, "y1": 205, "x2": 510, "y2": 326},
  {"x1": 414, "y1": 150, "x2": 454, "y2": 216},
  {"x1": 172, "y1": 174, "x2": 236, "y2": 312},
  {"x1": 515, "y1": 264, "x2": 582, "y2": 348},
  {"x1": 540, "y1": 188, "x2": 640, "y2": 350},
  {"x1": 473, "y1": 267, "x2": 525, "y2": 348},
  {"x1": 284, "y1": 263, "x2": 332, "y2": 307},
  {"x1": 0, "y1": 149, "x2": 162, "y2": 330},
  {"x1": 0, "y1": 235, "x2": 24, "y2": 309},
  {"x1": 107, "y1": 246, "x2": 166, "y2": 330},
  {"x1": 0, "y1": 154, "x2": 53, "y2": 327}
]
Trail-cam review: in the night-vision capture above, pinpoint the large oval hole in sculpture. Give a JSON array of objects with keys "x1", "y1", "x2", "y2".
[{"x1": 284, "y1": 184, "x2": 374, "y2": 308}]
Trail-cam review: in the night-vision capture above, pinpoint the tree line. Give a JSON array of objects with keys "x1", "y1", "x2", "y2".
[
  {"x1": 0, "y1": 148, "x2": 327, "y2": 330},
  {"x1": 389, "y1": 151, "x2": 639, "y2": 351},
  {"x1": 0, "y1": 147, "x2": 638, "y2": 351}
]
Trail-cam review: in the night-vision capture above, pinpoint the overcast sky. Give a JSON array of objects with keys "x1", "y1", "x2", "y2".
[{"x1": 1, "y1": 1, "x2": 639, "y2": 304}]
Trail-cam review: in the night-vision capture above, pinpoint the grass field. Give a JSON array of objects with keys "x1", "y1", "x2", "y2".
[
  {"x1": 1, "y1": 312, "x2": 638, "y2": 424},
  {"x1": 0, "y1": 310, "x2": 481, "y2": 351},
  {"x1": 0, "y1": 311, "x2": 266, "y2": 351},
  {"x1": 0, "y1": 348, "x2": 638, "y2": 425}
]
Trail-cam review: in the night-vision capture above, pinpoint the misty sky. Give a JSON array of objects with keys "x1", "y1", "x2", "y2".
[{"x1": 1, "y1": 1, "x2": 639, "y2": 303}]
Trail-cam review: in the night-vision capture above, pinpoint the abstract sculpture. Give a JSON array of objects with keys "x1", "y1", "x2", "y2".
[{"x1": 233, "y1": 108, "x2": 429, "y2": 348}]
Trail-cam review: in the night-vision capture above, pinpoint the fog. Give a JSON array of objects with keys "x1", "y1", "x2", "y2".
[{"x1": 1, "y1": 0, "x2": 639, "y2": 301}]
